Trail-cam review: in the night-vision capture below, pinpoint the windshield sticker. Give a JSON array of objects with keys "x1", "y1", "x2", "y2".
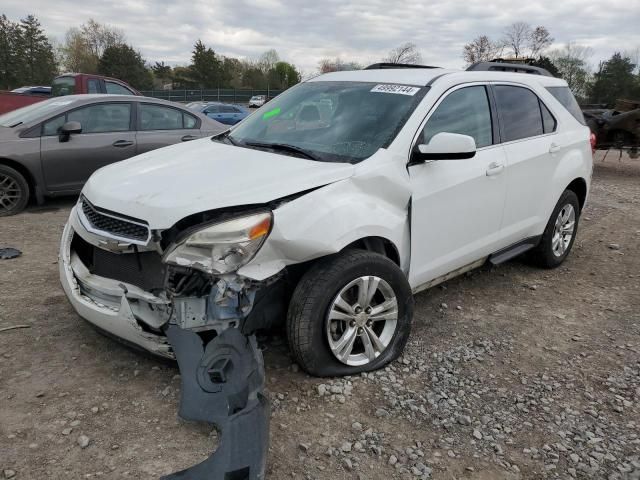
[
  {"x1": 262, "y1": 107, "x2": 281, "y2": 120},
  {"x1": 370, "y1": 84, "x2": 420, "y2": 96}
]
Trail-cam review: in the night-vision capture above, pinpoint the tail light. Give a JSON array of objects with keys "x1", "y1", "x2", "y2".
[{"x1": 589, "y1": 132, "x2": 597, "y2": 154}]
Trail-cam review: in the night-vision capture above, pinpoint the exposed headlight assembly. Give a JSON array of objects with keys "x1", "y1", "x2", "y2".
[{"x1": 163, "y1": 212, "x2": 272, "y2": 274}]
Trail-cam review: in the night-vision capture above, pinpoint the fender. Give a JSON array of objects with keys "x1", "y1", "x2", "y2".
[{"x1": 239, "y1": 153, "x2": 411, "y2": 281}]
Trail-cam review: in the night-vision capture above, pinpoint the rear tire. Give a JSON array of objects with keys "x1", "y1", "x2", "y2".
[
  {"x1": 0, "y1": 164, "x2": 29, "y2": 217},
  {"x1": 286, "y1": 250, "x2": 413, "y2": 377},
  {"x1": 529, "y1": 190, "x2": 580, "y2": 268}
]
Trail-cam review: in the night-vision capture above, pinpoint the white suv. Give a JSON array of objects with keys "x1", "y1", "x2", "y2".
[{"x1": 59, "y1": 63, "x2": 592, "y2": 377}]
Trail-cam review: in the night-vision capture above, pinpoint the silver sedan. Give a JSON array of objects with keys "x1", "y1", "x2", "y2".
[{"x1": 0, "y1": 94, "x2": 225, "y2": 216}]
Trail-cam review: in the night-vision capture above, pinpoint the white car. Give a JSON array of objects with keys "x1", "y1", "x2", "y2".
[
  {"x1": 59, "y1": 63, "x2": 593, "y2": 377},
  {"x1": 248, "y1": 95, "x2": 266, "y2": 108}
]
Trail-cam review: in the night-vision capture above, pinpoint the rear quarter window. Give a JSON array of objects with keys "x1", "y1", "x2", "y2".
[{"x1": 546, "y1": 86, "x2": 586, "y2": 125}]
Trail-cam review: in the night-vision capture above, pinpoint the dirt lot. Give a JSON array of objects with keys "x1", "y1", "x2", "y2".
[{"x1": 1, "y1": 152, "x2": 639, "y2": 480}]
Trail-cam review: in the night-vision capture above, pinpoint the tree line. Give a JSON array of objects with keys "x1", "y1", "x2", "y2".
[
  {"x1": 461, "y1": 22, "x2": 640, "y2": 105},
  {"x1": 317, "y1": 24, "x2": 640, "y2": 107},
  {"x1": 2, "y1": 14, "x2": 639, "y2": 106},
  {"x1": 0, "y1": 15, "x2": 301, "y2": 92}
]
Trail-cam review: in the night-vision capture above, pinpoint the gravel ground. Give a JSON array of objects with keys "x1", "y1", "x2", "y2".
[{"x1": 1, "y1": 152, "x2": 639, "y2": 480}]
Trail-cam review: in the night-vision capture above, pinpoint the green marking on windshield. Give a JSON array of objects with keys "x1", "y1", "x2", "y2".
[{"x1": 262, "y1": 107, "x2": 281, "y2": 120}]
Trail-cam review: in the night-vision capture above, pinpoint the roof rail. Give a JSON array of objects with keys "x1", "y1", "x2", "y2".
[
  {"x1": 365, "y1": 63, "x2": 441, "y2": 70},
  {"x1": 466, "y1": 62, "x2": 553, "y2": 77}
]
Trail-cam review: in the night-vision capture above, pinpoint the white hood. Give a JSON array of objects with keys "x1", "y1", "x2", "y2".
[{"x1": 82, "y1": 137, "x2": 355, "y2": 229}]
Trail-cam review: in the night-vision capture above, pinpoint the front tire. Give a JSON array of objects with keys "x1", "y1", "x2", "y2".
[
  {"x1": 0, "y1": 164, "x2": 29, "y2": 217},
  {"x1": 529, "y1": 190, "x2": 580, "y2": 268},
  {"x1": 286, "y1": 250, "x2": 413, "y2": 377}
]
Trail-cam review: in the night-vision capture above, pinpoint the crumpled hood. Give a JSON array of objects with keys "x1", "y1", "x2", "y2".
[{"x1": 82, "y1": 137, "x2": 355, "y2": 229}]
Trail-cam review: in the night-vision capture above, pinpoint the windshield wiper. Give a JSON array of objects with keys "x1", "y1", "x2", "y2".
[
  {"x1": 244, "y1": 142, "x2": 321, "y2": 161},
  {"x1": 9, "y1": 122, "x2": 23, "y2": 128}
]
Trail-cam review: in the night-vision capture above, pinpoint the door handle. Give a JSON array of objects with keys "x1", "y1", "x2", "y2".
[
  {"x1": 112, "y1": 140, "x2": 134, "y2": 148},
  {"x1": 549, "y1": 143, "x2": 561, "y2": 154},
  {"x1": 181, "y1": 135, "x2": 198, "y2": 142},
  {"x1": 486, "y1": 162, "x2": 504, "y2": 176}
]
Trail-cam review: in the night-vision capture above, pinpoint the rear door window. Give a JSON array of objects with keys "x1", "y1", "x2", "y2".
[
  {"x1": 540, "y1": 102, "x2": 557, "y2": 134},
  {"x1": 140, "y1": 104, "x2": 186, "y2": 130},
  {"x1": 183, "y1": 113, "x2": 198, "y2": 129},
  {"x1": 494, "y1": 86, "x2": 544, "y2": 142},
  {"x1": 546, "y1": 86, "x2": 586, "y2": 125}
]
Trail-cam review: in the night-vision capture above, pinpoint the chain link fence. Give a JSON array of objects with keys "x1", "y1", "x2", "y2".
[{"x1": 139, "y1": 88, "x2": 285, "y2": 104}]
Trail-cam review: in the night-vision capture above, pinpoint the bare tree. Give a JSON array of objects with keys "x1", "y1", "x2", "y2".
[
  {"x1": 462, "y1": 35, "x2": 503, "y2": 65},
  {"x1": 258, "y1": 49, "x2": 279, "y2": 74},
  {"x1": 384, "y1": 42, "x2": 422, "y2": 64},
  {"x1": 529, "y1": 26, "x2": 554, "y2": 58},
  {"x1": 318, "y1": 58, "x2": 362, "y2": 73},
  {"x1": 61, "y1": 19, "x2": 124, "y2": 73},
  {"x1": 80, "y1": 19, "x2": 124, "y2": 59},
  {"x1": 502, "y1": 22, "x2": 531, "y2": 58},
  {"x1": 548, "y1": 42, "x2": 593, "y2": 99}
]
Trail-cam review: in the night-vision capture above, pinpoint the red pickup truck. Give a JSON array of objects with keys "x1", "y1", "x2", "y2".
[{"x1": 0, "y1": 73, "x2": 140, "y2": 115}]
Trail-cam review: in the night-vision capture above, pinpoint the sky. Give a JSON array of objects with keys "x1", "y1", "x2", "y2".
[{"x1": 4, "y1": 0, "x2": 640, "y2": 75}]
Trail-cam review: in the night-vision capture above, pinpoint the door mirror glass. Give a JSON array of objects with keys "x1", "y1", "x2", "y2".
[
  {"x1": 411, "y1": 132, "x2": 476, "y2": 163},
  {"x1": 59, "y1": 121, "x2": 82, "y2": 142}
]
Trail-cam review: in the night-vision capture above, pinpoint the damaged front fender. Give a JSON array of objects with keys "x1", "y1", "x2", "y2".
[{"x1": 238, "y1": 151, "x2": 412, "y2": 281}]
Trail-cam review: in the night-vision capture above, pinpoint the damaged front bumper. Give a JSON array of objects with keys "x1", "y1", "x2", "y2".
[
  {"x1": 59, "y1": 207, "x2": 281, "y2": 358},
  {"x1": 59, "y1": 217, "x2": 174, "y2": 358}
]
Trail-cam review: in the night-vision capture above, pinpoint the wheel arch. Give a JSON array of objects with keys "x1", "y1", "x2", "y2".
[
  {"x1": 342, "y1": 236, "x2": 401, "y2": 266},
  {"x1": 565, "y1": 177, "x2": 587, "y2": 212}
]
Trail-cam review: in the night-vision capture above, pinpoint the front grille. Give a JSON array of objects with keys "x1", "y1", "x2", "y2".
[
  {"x1": 81, "y1": 198, "x2": 149, "y2": 242},
  {"x1": 72, "y1": 234, "x2": 165, "y2": 292}
]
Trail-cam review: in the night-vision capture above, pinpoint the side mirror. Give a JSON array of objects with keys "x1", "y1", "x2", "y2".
[
  {"x1": 59, "y1": 121, "x2": 82, "y2": 142},
  {"x1": 410, "y1": 132, "x2": 477, "y2": 165}
]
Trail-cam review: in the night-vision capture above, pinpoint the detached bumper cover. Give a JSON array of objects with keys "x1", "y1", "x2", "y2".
[{"x1": 163, "y1": 326, "x2": 269, "y2": 480}]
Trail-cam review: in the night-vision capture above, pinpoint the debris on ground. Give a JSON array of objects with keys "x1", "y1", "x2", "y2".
[
  {"x1": 0, "y1": 325, "x2": 30, "y2": 333},
  {"x1": 0, "y1": 247, "x2": 21, "y2": 260}
]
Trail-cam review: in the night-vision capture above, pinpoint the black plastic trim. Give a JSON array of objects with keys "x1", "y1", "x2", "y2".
[
  {"x1": 467, "y1": 62, "x2": 553, "y2": 77},
  {"x1": 486, "y1": 84, "x2": 502, "y2": 145},
  {"x1": 488, "y1": 235, "x2": 542, "y2": 265},
  {"x1": 365, "y1": 63, "x2": 441, "y2": 70}
]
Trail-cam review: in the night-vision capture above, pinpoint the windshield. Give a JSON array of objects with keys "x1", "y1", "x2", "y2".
[
  {"x1": 229, "y1": 81, "x2": 427, "y2": 163},
  {"x1": 0, "y1": 97, "x2": 77, "y2": 127}
]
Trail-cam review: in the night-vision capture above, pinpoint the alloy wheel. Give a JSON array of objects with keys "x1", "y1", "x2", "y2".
[
  {"x1": 326, "y1": 276, "x2": 398, "y2": 366},
  {"x1": 551, "y1": 204, "x2": 575, "y2": 257},
  {"x1": 0, "y1": 173, "x2": 22, "y2": 213}
]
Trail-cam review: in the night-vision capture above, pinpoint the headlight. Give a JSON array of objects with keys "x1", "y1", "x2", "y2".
[{"x1": 163, "y1": 212, "x2": 272, "y2": 274}]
